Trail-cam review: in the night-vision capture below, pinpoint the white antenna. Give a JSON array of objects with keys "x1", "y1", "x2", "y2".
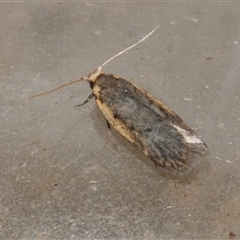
[
  {"x1": 99, "y1": 25, "x2": 160, "y2": 71},
  {"x1": 28, "y1": 25, "x2": 160, "y2": 99}
]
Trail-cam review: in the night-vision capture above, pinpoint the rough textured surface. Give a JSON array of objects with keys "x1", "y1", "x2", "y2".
[{"x1": 1, "y1": 3, "x2": 240, "y2": 239}]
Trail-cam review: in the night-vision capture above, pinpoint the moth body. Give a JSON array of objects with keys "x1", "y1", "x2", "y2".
[{"x1": 86, "y1": 70, "x2": 208, "y2": 175}]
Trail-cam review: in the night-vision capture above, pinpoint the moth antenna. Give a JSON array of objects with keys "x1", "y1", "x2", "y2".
[
  {"x1": 99, "y1": 25, "x2": 160, "y2": 71},
  {"x1": 28, "y1": 25, "x2": 159, "y2": 99},
  {"x1": 28, "y1": 77, "x2": 86, "y2": 99}
]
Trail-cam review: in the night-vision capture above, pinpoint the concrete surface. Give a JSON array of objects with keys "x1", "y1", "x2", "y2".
[{"x1": 1, "y1": 2, "x2": 240, "y2": 239}]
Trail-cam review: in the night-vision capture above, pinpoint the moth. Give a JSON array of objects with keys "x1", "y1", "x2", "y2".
[{"x1": 29, "y1": 26, "x2": 208, "y2": 175}]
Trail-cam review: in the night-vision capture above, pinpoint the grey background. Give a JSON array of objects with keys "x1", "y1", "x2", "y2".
[{"x1": 1, "y1": 2, "x2": 240, "y2": 239}]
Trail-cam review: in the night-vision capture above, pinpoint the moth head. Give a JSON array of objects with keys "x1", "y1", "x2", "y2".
[{"x1": 87, "y1": 66, "x2": 102, "y2": 82}]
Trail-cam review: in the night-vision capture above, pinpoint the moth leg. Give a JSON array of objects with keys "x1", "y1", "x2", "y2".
[
  {"x1": 103, "y1": 121, "x2": 112, "y2": 148},
  {"x1": 106, "y1": 120, "x2": 111, "y2": 130},
  {"x1": 74, "y1": 93, "x2": 94, "y2": 108}
]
